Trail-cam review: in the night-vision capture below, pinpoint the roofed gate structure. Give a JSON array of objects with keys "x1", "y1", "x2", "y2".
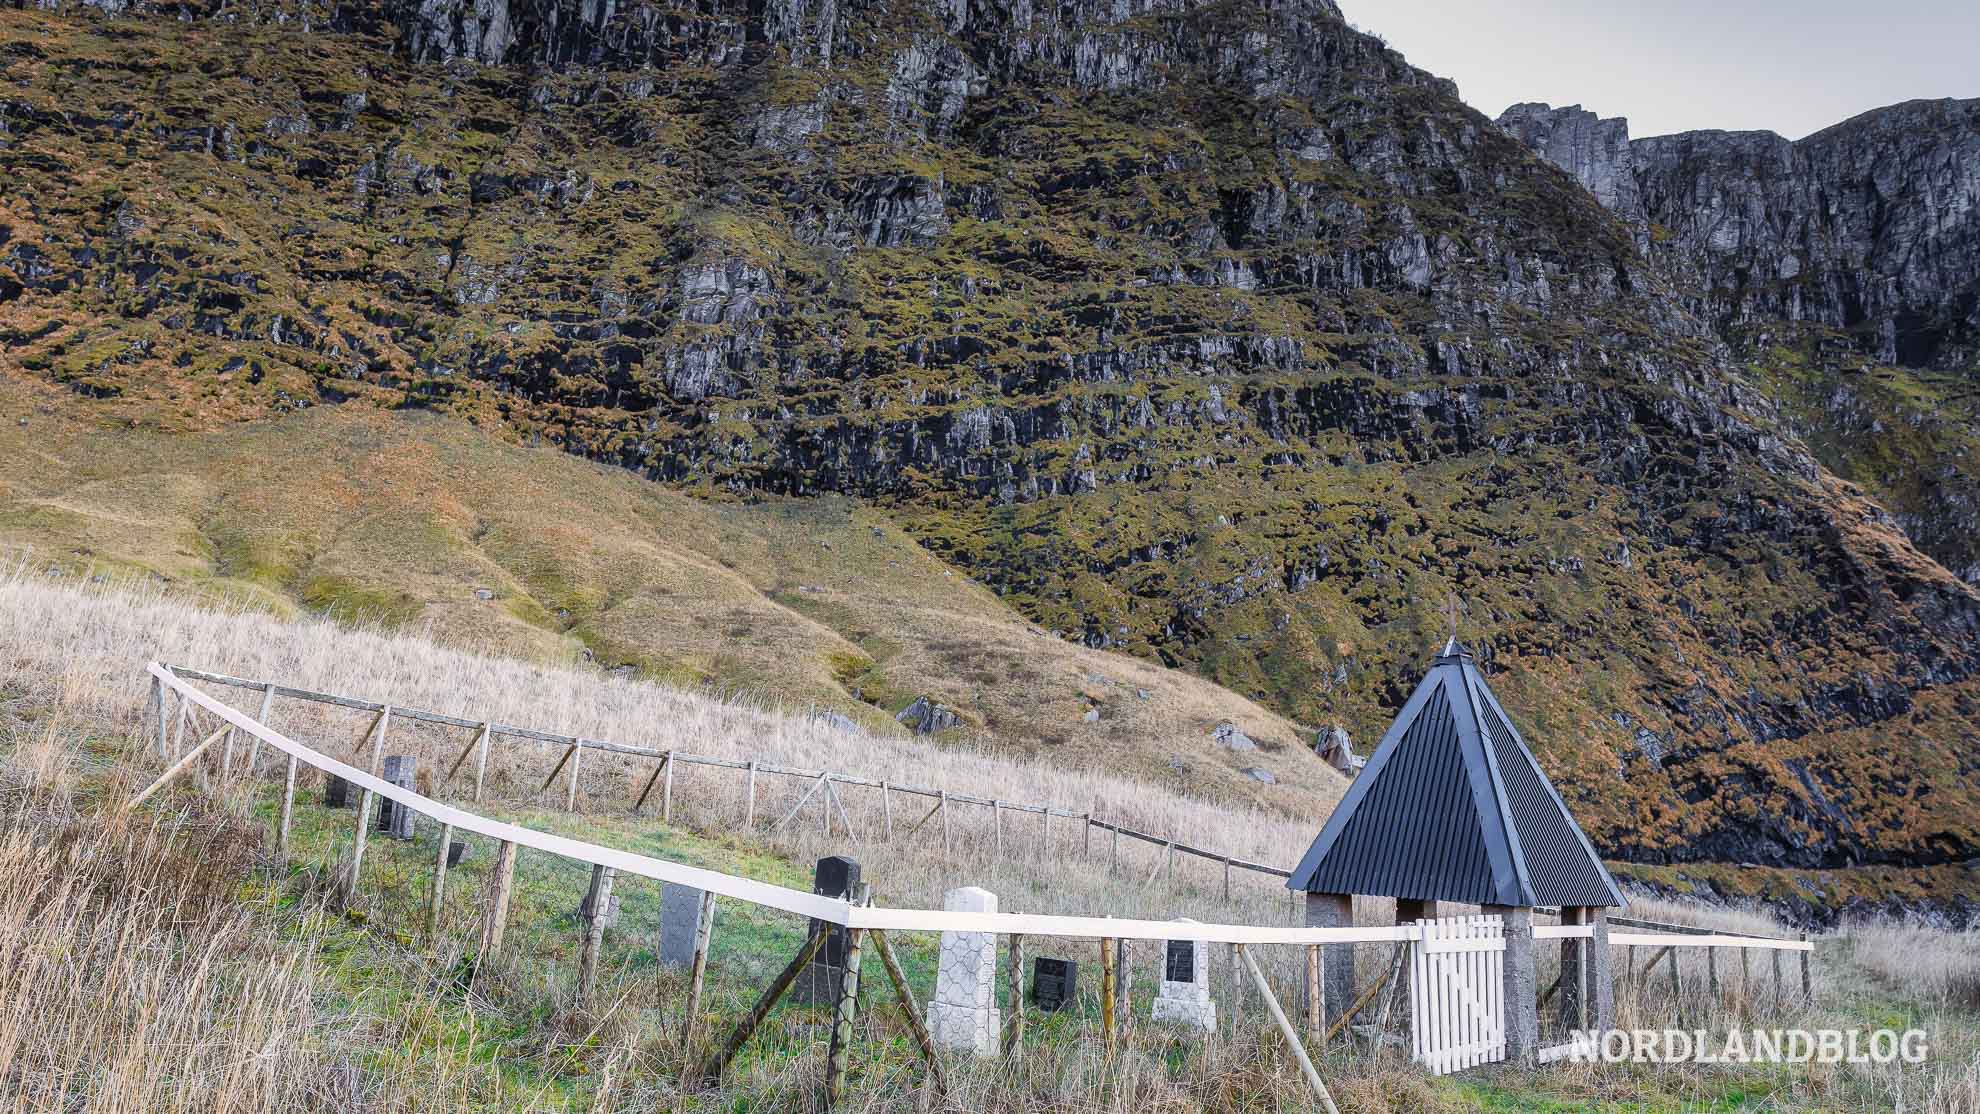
[{"x1": 1288, "y1": 639, "x2": 1623, "y2": 1063}]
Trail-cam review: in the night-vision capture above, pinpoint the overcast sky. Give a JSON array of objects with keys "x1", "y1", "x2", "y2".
[{"x1": 1345, "y1": 0, "x2": 1980, "y2": 140}]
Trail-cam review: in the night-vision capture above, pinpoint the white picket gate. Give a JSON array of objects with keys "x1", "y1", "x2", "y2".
[{"x1": 1410, "y1": 915, "x2": 1507, "y2": 1074}]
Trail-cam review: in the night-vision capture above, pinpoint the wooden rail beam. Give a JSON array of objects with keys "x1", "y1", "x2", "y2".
[
  {"x1": 1238, "y1": 943, "x2": 1340, "y2": 1114},
  {"x1": 124, "y1": 725, "x2": 229, "y2": 810}
]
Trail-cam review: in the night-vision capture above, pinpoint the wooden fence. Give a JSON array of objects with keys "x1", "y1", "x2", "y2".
[
  {"x1": 138, "y1": 662, "x2": 1816, "y2": 1109},
  {"x1": 163, "y1": 663, "x2": 1295, "y2": 900}
]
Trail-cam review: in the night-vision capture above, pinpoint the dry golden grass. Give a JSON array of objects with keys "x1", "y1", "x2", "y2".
[
  {"x1": 2, "y1": 565, "x2": 1977, "y2": 1111},
  {"x1": 0, "y1": 562, "x2": 1326, "y2": 923}
]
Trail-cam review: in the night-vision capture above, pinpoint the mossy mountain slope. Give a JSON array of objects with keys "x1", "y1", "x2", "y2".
[
  {"x1": 0, "y1": 374, "x2": 1337, "y2": 811},
  {"x1": 1, "y1": 0, "x2": 1977, "y2": 878}
]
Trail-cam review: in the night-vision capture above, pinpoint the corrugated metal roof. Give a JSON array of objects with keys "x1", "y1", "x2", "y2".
[{"x1": 1287, "y1": 641, "x2": 1624, "y2": 908}]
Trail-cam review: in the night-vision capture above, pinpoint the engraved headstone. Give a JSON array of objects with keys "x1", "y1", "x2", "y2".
[
  {"x1": 926, "y1": 886, "x2": 1000, "y2": 1056},
  {"x1": 659, "y1": 882, "x2": 705, "y2": 968},
  {"x1": 794, "y1": 856, "x2": 860, "y2": 1005},
  {"x1": 1150, "y1": 920, "x2": 1216, "y2": 1031},
  {"x1": 375, "y1": 755, "x2": 417, "y2": 840},
  {"x1": 1032, "y1": 956, "x2": 1077, "y2": 1013}
]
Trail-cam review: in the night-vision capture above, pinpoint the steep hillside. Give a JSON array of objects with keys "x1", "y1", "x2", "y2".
[
  {"x1": 0, "y1": 375, "x2": 1337, "y2": 811},
  {"x1": 2, "y1": 0, "x2": 1978, "y2": 881},
  {"x1": 1499, "y1": 99, "x2": 1980, "y2": 581}
]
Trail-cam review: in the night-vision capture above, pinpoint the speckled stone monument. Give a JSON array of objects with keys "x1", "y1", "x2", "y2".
[
  {"x1": 1150, "y1": 920, "x2": 1216, "y2": 1031},
  {"x1": 925, "y1": 886, "x2": 1000, "y2": 1056}
]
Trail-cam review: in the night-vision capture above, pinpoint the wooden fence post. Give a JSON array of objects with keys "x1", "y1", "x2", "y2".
[
  {"x1": 1668, "y1": 948, "x2": 1684, "y2": 1030},
  {"x1": 151, "y1": 675, "x2": 168, "y2": 758},
  {"x1": 1114, "y1": 938, "x2": 1129, "y2": 1033},
  {"x1": 278, "y1": 752, "x2": 298, "y2": 856},
  {"x1": 744, "y1": 761, "x2": 758, "y2": 828},
  {"x1": 566, "y1": 740, "x2": 585, "y2": 813},
  {"x1": 246, "y1": 682, "x2": 275, "y2": 773},
  {"x1": 881, "y1": 781, "x2": 892, "y2": 840},
  {"x1": 662, "y1": 750, "x2": 676, "y2": 823},
  {"x1": 472, "y1": 722, "x2": 492, "y2": 803},
  {"x1": 1100, "y1": 935, "x2": 1117, "y2": 1056},
  {"x1": 823, "y1": 886, "x2": 868, "y2": 1109},
  {"x1": 428, "y1": 822, "x2": 454, "y2": 940},
  {"x1": 343, "y1": 711, "x2": 388, "y2": 903},
  {"x1": 480, "y1": 840, "x2": 517, "y2": 961},
  {"x1": 1305, "y1": 944, "x2": 1322, "y2": 1037},
  {"x1": 1771, "y1": 948, "x2": 1782, "y2": 1010},
  {"x1": 1082, "y1": 813, "x2": 1092, "y2": 857},
  {"x1": 1110, "y1": 824, "x2": 1119, "y2": 874},
  {"x1": 940, "y1": 791, "x2": 951, "y2": 857},
  {"x1": 577, "y1": 864, "x2": 615, "y2": 1011},
  {"x1": 1799, "y1": 934, "x2": 1811, "y2": 1002},
  {"x1": 681, "y1": 889, "x2": 718, "y2": 1056},
  {"x1": 1707, "y1": 946, "x2": 1719, "y2": 1002},
  {"x1": 993, "y1": 801, "x2": 1003, "y2": 860},
  {"x1": 1004, "y1": 932, "x2": 1026, "y2": 1059}
]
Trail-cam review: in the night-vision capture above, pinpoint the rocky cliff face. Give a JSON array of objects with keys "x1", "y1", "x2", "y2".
[
  {"x1": 4, "y1": 0, "x2": 1979, "y2": 884},
  {"x1": 1499, "y1": 100, "x2": 1980, "y2": 585}
]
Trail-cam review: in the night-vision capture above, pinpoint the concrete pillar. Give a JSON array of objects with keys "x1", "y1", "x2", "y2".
[
  {"x1": 1484, "y1": 905, "x2": 1538, "y2": 1065},
  {"x1": 1558, "y1": 906, "x2": 1587, "y2": 1031},
  {"x1": 1303, "y1": 892, "x2": 1354, "y2": 1026},
  {"x1": 1590, "y1": 908, "x2": 1615, "y2": 1032}
]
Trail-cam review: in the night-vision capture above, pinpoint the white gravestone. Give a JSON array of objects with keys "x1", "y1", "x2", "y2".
[
  {"x1": 926, "y1": 886, "x2": 1001, "y2": 1057},
  {"x1": 1151, "y1": 920, "x2": 1217, "y2": 1031}
]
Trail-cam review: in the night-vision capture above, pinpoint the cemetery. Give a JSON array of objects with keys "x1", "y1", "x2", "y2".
[{"x1": 131, "y1": 642, "x2": 1815, "y2": 1109}]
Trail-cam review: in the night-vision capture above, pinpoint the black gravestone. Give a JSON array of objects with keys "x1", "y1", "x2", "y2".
[
  {"x1": 793, "y1": 855, "x2": 860, "y2": 1005},
  {"x1": 447, "y1": 840, "x2": 470, "y2": 867},
  {"x1": 1032, "y1": 957, "x2": 1077, "y2": 1012},
  {"x1": 324, "y1": 774, "x2": 351, "y2": 808},
  {"x1": 1165, "y1": 939, "x2": 1195, "y2": 984},
  {"x1": 375, "y1": 755, "x2": 417, "y2": 840}
]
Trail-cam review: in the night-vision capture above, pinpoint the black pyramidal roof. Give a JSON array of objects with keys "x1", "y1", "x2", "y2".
[{"x1": 1288, "y1": 640, "x2": 1624, "y2": 908}]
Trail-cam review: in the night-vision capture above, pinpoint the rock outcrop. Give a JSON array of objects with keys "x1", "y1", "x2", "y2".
[{"x1": 1499, "y1": 99, "x2": 1980, "y2": 372}]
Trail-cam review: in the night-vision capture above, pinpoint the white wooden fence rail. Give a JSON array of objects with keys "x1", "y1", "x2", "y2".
[{"x1": 145, "y1": 661, "x2": 1418, "y2": 945}]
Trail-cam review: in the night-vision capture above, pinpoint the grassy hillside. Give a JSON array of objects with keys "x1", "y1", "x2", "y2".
[
  {"x1": 0, "y1": 373, "x2": 1343, "y2": 815},
  {"x1": 2, "y1": 571, "x2": 1977, "y2": 1111}
]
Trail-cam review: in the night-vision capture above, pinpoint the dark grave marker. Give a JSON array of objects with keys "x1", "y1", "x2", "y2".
[
  {"x1": 794, "y1": 855, "x2": 860, "y2": 1005},
  {"x1": 1032, "y1": 957, "x2": 1077, "y2": 1012},
  {"x1": 1165, "y1": 939, "x2": 1195, "y2": 983},
  {"x1": 324, "y1": 774, "x2": 350, "y2": 808},
  {"x1": 375, "y1": 756, "x2": 417, "y2": 839},
  {"x1": 447, "y1": 840, "x2": 470, "y2": 867}
]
